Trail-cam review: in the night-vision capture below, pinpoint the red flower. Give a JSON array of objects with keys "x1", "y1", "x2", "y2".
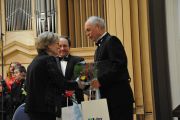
[{"x1": 65, "y1": 90, "x2": 74, "y2": 97}]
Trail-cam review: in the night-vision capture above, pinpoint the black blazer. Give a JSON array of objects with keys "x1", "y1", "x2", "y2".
[
  {"x1": 58, "y1": 55, "x2": 84, "y2": 107},
  {"x1": 25, "y1": 52, "x2": 78, "y2": 114},
  {"x1": 95, "y1": 33, "x2": 134, "y2": 109}
]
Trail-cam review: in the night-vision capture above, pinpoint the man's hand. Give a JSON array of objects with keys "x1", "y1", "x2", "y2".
[
  {"x1": 76, "y1": 77, "x2": 86, "y2": 89},
  {"x1": 91, "y1": 80, "x2": 101, "y2": 89}
]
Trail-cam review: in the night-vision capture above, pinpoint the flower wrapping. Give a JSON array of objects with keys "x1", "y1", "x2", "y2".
[{"x1": 73, "y1": 61, "x2": 97, "y2": 85}]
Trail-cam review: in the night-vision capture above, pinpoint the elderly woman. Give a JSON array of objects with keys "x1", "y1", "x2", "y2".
[{"x1": 24, "y1": 32, "x2": 81, "y2": 120}]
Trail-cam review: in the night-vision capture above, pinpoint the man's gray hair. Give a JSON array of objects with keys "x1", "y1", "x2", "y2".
[
  {"x1": 86, "y1": 16, "x2": 105, "y2": 29},
  {"x1": 35, "y1": 32, "x2": 59, "y2": 53}
]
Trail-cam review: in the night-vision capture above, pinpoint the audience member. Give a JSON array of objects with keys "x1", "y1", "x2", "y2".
[
  {"x1": 11, "y1": 65, "x2": 27, "y2": 113},
  {"x1": 0, "y1": 75, "x2": 8, "y2": 120},
  {"x1": 5, "y1": 62, "x2": 21, "y2": 92},
  {"x1": 5, "y1": 64, "x2": 26, "y2": 120}
]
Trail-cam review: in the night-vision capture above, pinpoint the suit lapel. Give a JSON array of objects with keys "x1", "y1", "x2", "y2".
[
  {"x1": 64, "y1": 55, "x2": 72, "y2": 78},
  {"x1": 56, "y1": 57, "x2": 64, "y2": 76},
  {"x1": 95, "y1": 33, "x2": 111, "y2": 61}
]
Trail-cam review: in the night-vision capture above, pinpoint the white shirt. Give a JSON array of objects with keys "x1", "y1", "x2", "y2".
[{"x1": 60, "y1": 60, "x2": 67, "y2": 76}]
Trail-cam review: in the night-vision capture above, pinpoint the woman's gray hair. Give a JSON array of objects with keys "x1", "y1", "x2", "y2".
[
  {"x1": 86, "y1": 16, "x2": 105, "y2": 29},
  {"x1": 35, "y1": 32, "x2": 59, "y2": 53}
]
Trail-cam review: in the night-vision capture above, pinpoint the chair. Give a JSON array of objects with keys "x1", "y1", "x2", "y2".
[{"x1": 12, "y1": 103, "x2": 30, "y2": 120}]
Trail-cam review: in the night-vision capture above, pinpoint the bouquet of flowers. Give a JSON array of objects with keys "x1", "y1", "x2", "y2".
[
  {"x1": 73, "y1": 61, "x2": 97, "y2": 85},
  {"x1": 73, "y1": 61, "x2": 101, "y2": 100}
]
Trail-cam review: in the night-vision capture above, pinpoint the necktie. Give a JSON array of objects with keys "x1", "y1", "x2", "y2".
[{"x1": 59, "y1": 56, "x2": 69, "y2": 61}]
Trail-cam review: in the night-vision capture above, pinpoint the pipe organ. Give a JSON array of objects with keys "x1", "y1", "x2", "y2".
[
  {"x1": 5, "y1": 0, "x2": 32, "y2": 31},
  {"x1": 5, "y1": 0, "x2": 56, "y2": 36},
  {"x1": 35, "y1": 0, "x2": 56, "y2": 36}
]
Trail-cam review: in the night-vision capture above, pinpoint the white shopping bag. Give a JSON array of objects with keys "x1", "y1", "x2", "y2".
[
  {"x1": 81, "y1": 99, "x2": 110, "y2": 120},
  {"x1": 61, "y1": 103, "x2": 82, "y2": 120},
  {"x1": 61, "y1": 91, "x2": 83, "y2": 120},
  {"x1": 89, "y1": 88, "x2": 101, "y2": 100}
]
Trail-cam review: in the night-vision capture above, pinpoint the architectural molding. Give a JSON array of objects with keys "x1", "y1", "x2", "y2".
[
  {"x1": 2, "y1": 41, "x2": 95, "y2": 64},
  {"x1": 3, "y1": 41, "x2": 36, "y2": 58}
]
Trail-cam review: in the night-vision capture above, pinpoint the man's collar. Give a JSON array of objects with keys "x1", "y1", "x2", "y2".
[{"x1": 95, "y1": 32, "x2": 107, "y2": 46}]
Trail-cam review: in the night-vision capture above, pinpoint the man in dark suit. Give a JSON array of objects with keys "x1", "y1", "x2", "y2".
[
  {"x1": 84, "y1": 16, "x2": 134, "y2": 120},
  {"x1": 57, "y1": 36, "x2": 84, "y2": 107}
]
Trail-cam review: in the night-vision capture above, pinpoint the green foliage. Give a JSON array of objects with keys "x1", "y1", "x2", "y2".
[{"x1": 73, "y1": 61, "x2": 97, "y2": 81}]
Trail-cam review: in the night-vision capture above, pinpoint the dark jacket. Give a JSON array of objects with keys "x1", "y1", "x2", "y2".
[
  {"x1": 11, "y1": 79, "x2": 26, "y2": 108},
  {"x1": 24, "y1": 52, "x2": 78, "y2": 115},
  {"x1": 95, "y1": 33, "x2": 134, "y2": 109},
  {"x1": 57, "y1": 55, "x2": 84, "y2": 107}
]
